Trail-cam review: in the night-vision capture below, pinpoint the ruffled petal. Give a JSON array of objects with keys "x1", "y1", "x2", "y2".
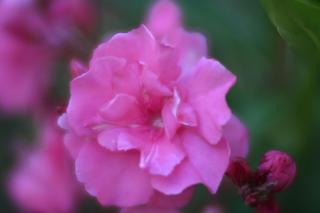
[
  {"x1": 182, "y1": 131, "x2": 230, "y2": 193},
  {"x1": 151, "y1": 159, "x2": 201, "y2": 195},
  {"x1": 187, "y1": 58, "x2": 236, "y2": 98},
  {"x1": 140, "y1": 136, "x2": 185, "y2": 176},
  {"x1": 99, "y1": 94, "x2": 143, "y2": 125},
  {"x1": 98, "y1": 128, "x2": 145, "y2": 151},
  {"x1": 184, "y1": 58, "x2": 236, "y2": 144},
  {"x1": 193, "y1": 91, "x2": 231, "y2": 145},
  {"x1": 76, "y1": 142, "x2": 153, "y2": 207},
  {"x1": 67, "y1": 57, "x2": 125, "y2": 135},
  {"x1": 93, "y1": 25, "x2": 156, "y2": 65}
]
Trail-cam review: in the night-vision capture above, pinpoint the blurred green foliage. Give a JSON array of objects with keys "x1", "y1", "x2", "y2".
[
  {"x1": 261, "y1": 0, "x2": 320, "y2": 59},
  {"x1": 1, "y1": 0, "x2": 320, "y2": 212}
]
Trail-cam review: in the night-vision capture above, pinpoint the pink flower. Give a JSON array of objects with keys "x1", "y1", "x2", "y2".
[
  {"x1": 49, "y1": 0, "x2": 97, "y2": 36},
  {"x1": 61, "y1": 0, "x2": 248, "y2": 207},
  {"x1": 0, "y1": 0, "x2": 96, "y2": 113},
  {"x1": 8, "y1": 116, "x2": 79, "y2": 213},
  {"x1": 0, "y1": 32, "x2": 53, "y2": 113},
  {"x1": 259, "y1": 150, "x2": 296, "y2": 192}
]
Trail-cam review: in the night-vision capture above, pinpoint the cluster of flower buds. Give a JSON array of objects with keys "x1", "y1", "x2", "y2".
[{"x1": 226, "y1": 150, "x2": 296, "y2": 213}]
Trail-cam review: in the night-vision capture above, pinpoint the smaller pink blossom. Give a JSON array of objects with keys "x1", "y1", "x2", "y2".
[
  {"x1": 49, "y1": 0, "x2": 97, "y2": 36},
  {"x1": 8, "y1": 116, "x2": 79, "y2": 213},
  {"x1": 0, "y1": 0, "x2": 97, "y2": 113},
  {"x1": 0, "y1": 32, "x2": 53, "y2": 113}
]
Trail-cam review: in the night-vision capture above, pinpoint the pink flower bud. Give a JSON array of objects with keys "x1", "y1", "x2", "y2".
[{"x1": 258, "y1": 150, "x2": 296, "y2": 192}]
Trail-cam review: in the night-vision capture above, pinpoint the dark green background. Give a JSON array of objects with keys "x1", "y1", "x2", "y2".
[{"x1": 1, "y1": 0, "x2": 319, "y2": 212}]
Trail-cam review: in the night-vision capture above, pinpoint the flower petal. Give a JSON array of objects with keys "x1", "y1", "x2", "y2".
[
  {"x1": 98, "y1": 128, "x2": 144, "y2": 151},
  {"x1": 140, "y1": 137, "x2": 185, "y2": 176},
  {"x1": 121, "y1": 206, "x2": 178, "y2": 213},
  {"x1": 93, "y1": 25, "x2": 156, "y2": 64},
  {"x1": 151, "y1": 159, "x2": 201, "y2": 195},
  {"x1": 146, "y1": 0, "x2": 182, "y2": 38},
  {"x1": 193, "y1": 91, "x2": 231, "y2": 145},
  {"x1": 187, "y1": 58, "x2": 236, "y2": 98},
  {"x1": 99, "y1": 94, "x2": 143, "y2": 125},
  {"x1": 184, "y1": 58, "x2": 236, "y2": 144},
  {"x1": 64, "y1": 133, "x2": 88, "y2": 159},
  {"x1": 67, "y1": 57, "x2": 125, "y2": 135},
  {"x1": 148, "y1": 187, "x2": 194, "y2": 208},
  {"x1": 76, "y1": 142, "x2": 153, "y2": 207},
  {"x1": 162, "y1": 100, "x2": 179, "y2": 139},
  {"x1": 182, "y1": 131, "x2": 230, "y2": 193},
  {"x1": 177, "y1": 102, "x2": 197, "y2": 127},
  {"x1": 223, "y1": 115, "x2": 249, "y2": 159}
]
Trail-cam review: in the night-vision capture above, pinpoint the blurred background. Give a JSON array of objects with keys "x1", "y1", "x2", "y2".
[{"x1": 0, "y1": 0, "x2": 319, "y2": 212}]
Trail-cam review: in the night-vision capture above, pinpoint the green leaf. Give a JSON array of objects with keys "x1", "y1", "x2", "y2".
[{"x1": 261, "y1": 0, "x2": 320, "y2": 58}]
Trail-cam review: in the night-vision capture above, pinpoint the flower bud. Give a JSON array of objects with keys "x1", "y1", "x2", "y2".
[
  {"x1": 258, "y1": 150, "x2": 296, "y2": 192},
  {"x1": 226, "y1": 158, "x2": 250, "y2": 187}
]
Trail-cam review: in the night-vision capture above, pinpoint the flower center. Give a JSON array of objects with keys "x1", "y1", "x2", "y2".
[{"x1": 152, "y1": 116, "x2": 163, "y2": 128}]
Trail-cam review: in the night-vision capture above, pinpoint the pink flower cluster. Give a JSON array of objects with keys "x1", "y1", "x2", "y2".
[
  {"x1": 8, "y1": 116, "x2": 79, "y2": 213},
  {"x1": 60, "y1": 0, "x2": 249, "y2": 210},
  {"x1": 0, "y1": 0, "x2": 96, "y2": 113}
]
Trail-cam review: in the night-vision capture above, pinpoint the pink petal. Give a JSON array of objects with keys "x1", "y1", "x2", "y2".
[
  {"x1": 93, "y1": 25, "x2": 156, "y2": 64},
  {"x1": 121, "y1": 206, "x2": 178, "y2": 213},
  {"x1": 98, "y1": 128, "x2": 144, "y2": 151},
  {"x1": 146, "y1": 0, "x2": 182, "y2": 38},
  {"x1": 140, "y1": 136, "x2": 185, "y2": 176},
  {"x1": 140, "y1": 69, "x2": 172, "y2": 110},
  {"x1": 162, "y1": 100, "x2": 179, "y2": 139},
  {"x1": 64, "y1": 133, "x2": 88, "y2": 159},
  {"x1": 151, "y1": 159, "x2": 201, "y2": 195},
  {"x1": 177, "y1": 31, "x2": 207, "y2": 77},
  {"x1": 223, "y1": 115, "x2": 249, "y2": 159},
  {"x1": 70, "y1": 59, "x2": 88, "y2": 79},
  {"x1": 187, "y1": 58, "x2": 236, "y2": 98},
  {"x1": 177, "y1": 102, "x2": 197, "y2": 127},
  {"x1": 193, "y1": 91, "x2": 231, "y2": 145},
  {"x1": 183, "y1": 58, "x2": 236, "y2": 144},
  {"x1": 76, "y1": 142, "x2": 153, "y2": 207},
  {"x1": 142, "y1": 70, "x2": 172, "y2": 97},
  {"x1": 110, "y1": 61, "x2": 142, "y2": 97},
  {"x1": 182, "y1": 131, "x2": 230, "y2": 193},
  {"x1": 67, "y1": 57, "x2": 125, "y2": 135},
  {"x1": 121, "y1": 188, "x2": 193, "y2": 213},
  {"x1": 149, "y1": 187, "x2": 194, "y2": 208},
  {"x1": 99, "y1": 94, "x2": 143, "y2": 125}
]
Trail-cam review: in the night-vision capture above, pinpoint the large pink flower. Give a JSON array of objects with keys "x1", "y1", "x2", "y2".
[
  {"x1": 61, "y1": 0, "x2": 249, "y2": 208},
  {"x1": 8, "y1": 116, "x2": 79, "y2": 213}
]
